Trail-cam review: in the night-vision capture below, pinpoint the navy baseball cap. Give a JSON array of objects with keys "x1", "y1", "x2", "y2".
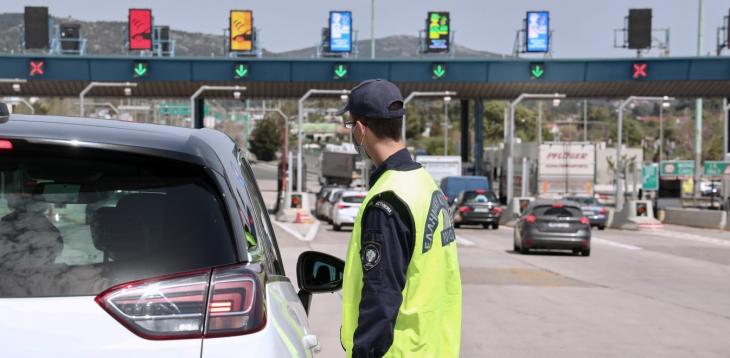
[{"x1": 336, "y1": 79, "x2": 405, "y2": 119}]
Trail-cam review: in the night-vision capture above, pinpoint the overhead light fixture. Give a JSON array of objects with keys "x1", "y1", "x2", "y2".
[
  {"x1": 340, "y1": 94, "x2": 349, "y2": 102},
  {"x1": 443, "y1": 96, "x2": 452, "y2": 103},
  {"x1": 124, "y1": 87, "x2": 132, "y2": 96},
  {"x1": 12, "y1": 83, "x2": 21, "y2": 92},
  {"x1": 552, "y1": 98, "x2": 561, "y2": 107},
  {"x1": 233, "y1": 91, "x2": 241, "y2": 99},
  {"x1": 662, "y1": 101, "x2": 671, "y2": 108}
]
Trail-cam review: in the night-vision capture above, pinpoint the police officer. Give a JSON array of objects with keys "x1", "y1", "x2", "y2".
[{"x1": 337, "y1": 79, "x2": 462, "y2": 357}]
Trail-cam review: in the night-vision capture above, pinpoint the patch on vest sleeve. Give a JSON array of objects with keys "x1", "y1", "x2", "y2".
[
  {"x1": 372, "y1": 201, "x2": 394, "y2": 216},
  {"x1": 361, "y1": 241, "x2": 382, "y2": 271},
  {"x1": 423, "y1": 190, "x2": 449, "y2": 253}
]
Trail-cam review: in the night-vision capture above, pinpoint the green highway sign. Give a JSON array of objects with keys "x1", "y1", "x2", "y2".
[
  {"x1": 703, "y1": 161, "x2": 730, "y2": 178},
  {"x1": 133, "y1": 61, "x2": 149, "y2": 78},
  {"x1": 432, "y1": 63, "x2": 446, "y2": 79},
  {"x1": 530, "y1": 62, "x2": 545, "y2": 79},
  {"x1": 234, "y1": 63, "x2": 249, "y2": 79},
  {"x1": 642, "y1": 164, "x2": 659, "y2": 191},
  {"x1": 333, "y1": 63, "x2": 348, "y2": 79},
  {"x1": 660, "y1": 160, "x2": 695, "y2": 179}
]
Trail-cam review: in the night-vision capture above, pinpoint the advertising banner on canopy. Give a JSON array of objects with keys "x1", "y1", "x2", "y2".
[
  {"x1": 329, "y1": 11, "x2": 352, "y2": 53},
  {"x1": 526, "y1": 11, "x2": 549, "y2": 52},
  {"x1": 230, "y1": 10, "x2": 254, "y2": 52},
  {"x1": 128, "y1": 9, "x2": 152, "y2": 50}
]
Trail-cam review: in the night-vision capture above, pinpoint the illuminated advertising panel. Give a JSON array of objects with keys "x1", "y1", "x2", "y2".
[
  {"x1": 426, "y1": 12, "x2": 450, "y2": 53},
  {"x1": 128, "y1": 9, "x2": 152, "y2": 50},
  {"x1": 230, "y1": 10, "x2": 254, "y2": 52},
  {"x1": 329, "y1": 11, "x2": 352, "y2": 53},
  {"x1": 525, "y1": 11, "x2": 549, "y2": 53}
]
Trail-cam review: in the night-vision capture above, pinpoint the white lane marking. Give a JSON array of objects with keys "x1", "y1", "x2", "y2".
[
  {"x1": 272, "y1": 221, "x2": 305, "y2": 241},
  {"x1": 592, "y1": 237, "x2": 642, "y2": 250},
  {"x1": 636, "y1": 229, "x2": 730, "y2": 247},
  {"x1": 304, "y1": 220, "x2": 321, "y2": 242},
  {"x1": 456, "y1": 235, "x2": 476, "y2": 247}
]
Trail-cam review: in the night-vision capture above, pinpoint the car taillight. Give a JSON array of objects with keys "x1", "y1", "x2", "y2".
[
  {"x1": 552, "y1": 201, "x2": 564, "y2": 208},
  {"x1": 580, "y1": 216, "x2": 590, "y2": 225},
  {"x1": 458, "y1": 206, "x2": 472, "y2": 213},
  {"x1": 337, "y1": 203, "x2": 347, "y2": 209},
  {"x1": 95, "y1": 264, "x2": 265, "y2": 340},
  {"x1": 599, "y1": 207, "x2": 607, "y2": 215},
  {"x1": 474, "y1": 189, "x2": 486, "y2": 194},
  {"x1": 491, "y1": 207, "x2": 503, "y2": 214},
  {"x1": 0, "y1": 139, "x2": 12, "y2": 150},
  {"x1": 525, "y1": 214, "x2": 537, "y2": 223}
]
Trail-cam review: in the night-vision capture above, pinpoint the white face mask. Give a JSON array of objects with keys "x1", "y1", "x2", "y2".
[{"x1": 352, "y1": 123, "x2": 371, "y2": 161}]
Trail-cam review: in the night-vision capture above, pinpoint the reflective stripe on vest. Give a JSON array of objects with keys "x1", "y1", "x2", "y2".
[{"x1": 340, "y1": 167, "x2": 462, "y2": 357}]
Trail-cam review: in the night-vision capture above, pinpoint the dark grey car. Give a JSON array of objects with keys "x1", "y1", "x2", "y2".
[
  {"x1": 514, "y1": 200, "x2": 592, "y2": 256},
  {"x1": 451, "y1": 190, "x2": 502, "y2": 229}
]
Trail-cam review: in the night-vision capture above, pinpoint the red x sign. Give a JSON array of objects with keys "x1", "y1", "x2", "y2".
[
  {"x1": 632, "y1": 63, "x2": 647, "y2": 79},
  {"x1": 29, "y1": 60, "x2": 45, "y2": 76}
]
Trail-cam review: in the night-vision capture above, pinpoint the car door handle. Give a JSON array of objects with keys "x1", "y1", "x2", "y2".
[{"x1": 303, "y1": 334, "x2": 320, "y2": 353}]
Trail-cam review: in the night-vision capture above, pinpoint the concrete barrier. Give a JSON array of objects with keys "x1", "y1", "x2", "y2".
[
  {"x1": 610, "y1": 200, "x2": 663, "y2": 231},
  {"x1": 663, "y1": 208, "x2": 727, "y2": 230},
  {"x1": 500, "y1": 197, "x2": 534, "y2": 226}
]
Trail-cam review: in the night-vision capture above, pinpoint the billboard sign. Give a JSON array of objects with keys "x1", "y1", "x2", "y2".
[
  {"x1": 329, "y1": 11, "x2": 352, "y2": 53},
  {"x1": 128, "y1": 9, "x2": 152, "y2": 50},
  {"x1": 525, "y1": 11, "x2": 549, "y2": 52},
  {"x1": 426, "y1": 12, "x2": 450, "y2": 53},
  {"x1": 230, "y1": 10, "x2": 254, "y2": 52},
  {"x1": 24, "y1": 6, "x2": 49, "y2": 49}
]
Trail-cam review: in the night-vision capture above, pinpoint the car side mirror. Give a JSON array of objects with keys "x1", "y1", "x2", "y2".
[{"x1": 296, "y1": 251, "x2": 345, "y2": 314}]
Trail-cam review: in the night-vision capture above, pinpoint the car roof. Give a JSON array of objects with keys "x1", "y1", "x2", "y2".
[{"x1": 0, "y1": 114, "x2": 236, "y2": 173}]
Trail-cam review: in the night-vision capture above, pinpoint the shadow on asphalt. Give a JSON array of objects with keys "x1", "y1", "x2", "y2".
[{"x1": 504, "y1": 249, "x2": 579, "y2": 257}]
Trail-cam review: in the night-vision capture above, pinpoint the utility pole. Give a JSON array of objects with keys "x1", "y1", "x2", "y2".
[
  {"x1": 370, "y1": 0, "x2": 375, "y2": 59},
  {"x1": 694, "y1": 0, "x2": 704, "y2": 197}
]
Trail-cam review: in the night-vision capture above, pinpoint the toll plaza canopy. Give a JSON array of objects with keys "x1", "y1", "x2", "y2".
[{"x1": 1, "y1": 54, "x2": 730, "y2": 99}]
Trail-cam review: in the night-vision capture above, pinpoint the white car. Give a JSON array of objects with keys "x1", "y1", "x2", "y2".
[
  {"x1": 320, "y1": 187, "x2": 346, "y2": 223},
  {"x1": 0, "y1": 111, "x2": 344, "y2": 357},
  {"x1": 331, "y1": 191, "x2": 367, "y2": 231}
]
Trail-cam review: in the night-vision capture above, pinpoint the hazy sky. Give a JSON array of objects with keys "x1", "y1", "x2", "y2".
[{"x1": 3, "y1": 0, "x2": 729, "y2": 57}]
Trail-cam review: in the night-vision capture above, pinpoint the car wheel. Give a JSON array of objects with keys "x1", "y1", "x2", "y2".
[
  {"x1": 582, "y1": 248, "x2": 591, "y2": 256},
  {"x1": 482, "y1": 223, "x2": 490, "y2": 229},
  {"x1": 598, "y1": 226, "x2": 606, "y2": 231},
  {"x1": 454, "y1": 223, "x2": 461, "y2": 228},
  {"x1": 492, "y1": 224, "x2": 500, "y2": 230},
  {"x1": 513, "y1": 241, "x2": 519, "y2": 252},
  {"x1": 519, "y1": 244, "x2": 529, "y2": 254}
]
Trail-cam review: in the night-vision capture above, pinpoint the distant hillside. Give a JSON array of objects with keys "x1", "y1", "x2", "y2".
[{"x1": 0, "y1": 13, "x2": 504, "y2": 58}]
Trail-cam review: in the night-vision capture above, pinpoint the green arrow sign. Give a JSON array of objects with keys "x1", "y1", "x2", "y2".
[
  {"x1": 334, "y1": 64, "x2": 348, "y2": 79},
  {"x1": 133, "y1": 62, "x2": 148, "y2": 77},
  {"x1": 703, "y1": 161, "x2": 730, "y2": 178},
  {"x1": 642, "y1": 164, "x2": 659, "y2": 191},
  {"x1": 530, "y1": 63, "x2": 545, "y2": 79},
  {"x1": 432, "y1": 63, "x2": 446, "y2": 79},
  {"x1": 234, "y1": 63, "x2": 249, "y2": 79}
]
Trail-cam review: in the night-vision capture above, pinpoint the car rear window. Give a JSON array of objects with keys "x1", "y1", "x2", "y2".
[
  {"x1": 533, "y1": 205, "x2": 582, "y2": 217},
  {"x1": 566, "y1": 197, "x2": 598, "y2": 206},
  {"x1": 0, "y1": 142, "x2": 236, "y2": 298},
  {"x1": 443, "y1": 177, "x2": 489, "y2": 198},
  {"x1": 463, "y1": 190, "x2": 497, "y2": 204},
  {"x1": 342, "y1": 195, "x2": 365, "y2": 204}
]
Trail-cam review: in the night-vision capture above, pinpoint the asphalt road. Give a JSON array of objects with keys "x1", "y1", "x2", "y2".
[{"x1": 252, "y1": 164, "x2": 730, "y2": 358}]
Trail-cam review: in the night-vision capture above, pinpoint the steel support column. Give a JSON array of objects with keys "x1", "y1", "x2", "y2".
[
  {"x1": 460, "y1": 99, "x2": 469, "y2": 163},
  {"x1": 474, "y1": 99, "x2": 484, "y2": 176}
]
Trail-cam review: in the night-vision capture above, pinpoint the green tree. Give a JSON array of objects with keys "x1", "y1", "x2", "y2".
[{"x1": 249, "y1": 119, "x2": 281, "y2": 162}]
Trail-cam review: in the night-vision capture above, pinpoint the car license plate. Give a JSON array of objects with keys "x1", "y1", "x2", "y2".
[
  {"x1": 548, "y1": 222, "x2": 570, "y2": 228},
  {"x1": 474, "y1": 207, "x2": 488, "y2": 213}
]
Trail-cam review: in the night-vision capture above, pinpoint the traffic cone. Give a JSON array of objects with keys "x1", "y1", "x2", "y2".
[{"x1": 294, "y1": 210, "x2": 303, "y2": 224}]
